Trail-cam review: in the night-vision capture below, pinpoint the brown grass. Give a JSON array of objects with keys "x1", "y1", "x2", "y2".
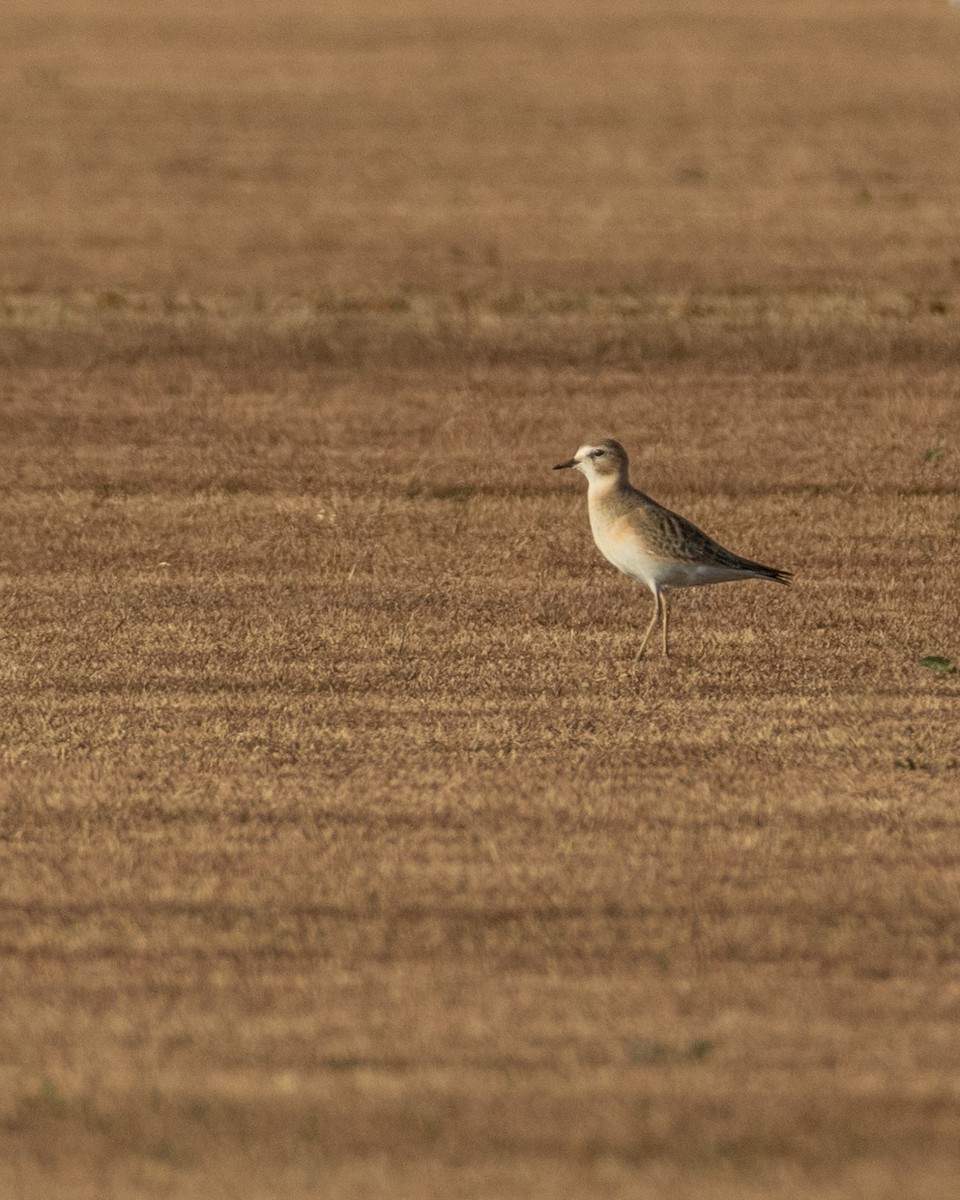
[{"x1": 2, "y1": 2, "x2": 960, "y2": 1197}]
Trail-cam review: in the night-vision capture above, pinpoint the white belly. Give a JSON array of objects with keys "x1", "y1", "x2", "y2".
[{"x1": 593, "y1": 524, "x2": 749, "y2": 591}]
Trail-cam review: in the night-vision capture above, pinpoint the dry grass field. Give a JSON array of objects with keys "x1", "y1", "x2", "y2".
[{"x1": 2, "y1": 1, "x2": 960, "y2": 1197}]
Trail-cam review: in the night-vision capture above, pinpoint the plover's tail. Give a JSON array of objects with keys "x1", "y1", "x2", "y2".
[{"x1": 738, "y1": 558, "x2": 792, "y2": 585}]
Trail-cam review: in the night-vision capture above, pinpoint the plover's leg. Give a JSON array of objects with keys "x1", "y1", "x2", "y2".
[{"x1": 635, "y1": 587, "x2": 661, "y2": 661}]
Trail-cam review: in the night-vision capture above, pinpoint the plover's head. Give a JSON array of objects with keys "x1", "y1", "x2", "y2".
[{"x1": 553, "y1": 438, "x2": 628, "y2": 482}]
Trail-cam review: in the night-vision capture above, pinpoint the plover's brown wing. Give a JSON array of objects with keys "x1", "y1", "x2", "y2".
[{"x1": 622, "y1": 499, "x2": 792, "y2": 584}]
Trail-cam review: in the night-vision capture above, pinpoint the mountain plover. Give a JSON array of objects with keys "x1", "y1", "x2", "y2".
[{"x1": 554, "y1": 438, "x2": 791, "y2": 658}]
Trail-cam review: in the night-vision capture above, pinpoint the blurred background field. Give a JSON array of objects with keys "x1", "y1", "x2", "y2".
[{"x1": 1, "y1": 2, "x2": 960, "y2": 1197}]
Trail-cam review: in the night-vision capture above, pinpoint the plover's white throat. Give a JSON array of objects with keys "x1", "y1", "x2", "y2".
[{"x1": 554, "y1": 438, "x2": 791, "y2": 659}]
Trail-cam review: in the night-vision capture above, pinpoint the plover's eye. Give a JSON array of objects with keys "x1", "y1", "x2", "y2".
[{"x1": 592, "y1": 448, "x2": 605, "y2": 457}]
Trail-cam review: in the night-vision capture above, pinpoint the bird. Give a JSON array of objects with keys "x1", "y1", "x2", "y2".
[{"x1": 554, "y1": 438, "x2": 791, "y2": 659}]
